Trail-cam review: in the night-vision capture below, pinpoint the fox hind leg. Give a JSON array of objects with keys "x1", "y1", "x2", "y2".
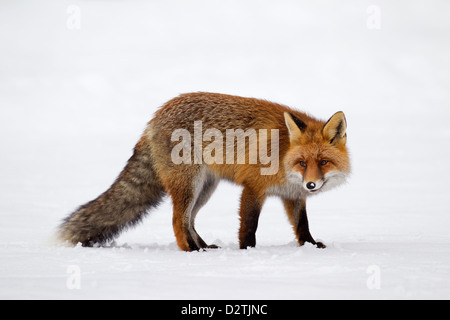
[
  {"x1": 171, "y1": 194, "x2": 198, "y2": 251},
  {"x1": 168, "y1": 168, "x2": 219, "y2": 251},
  {"x1": 189, "y1": 172, "x2": 220, "y2": 249}
]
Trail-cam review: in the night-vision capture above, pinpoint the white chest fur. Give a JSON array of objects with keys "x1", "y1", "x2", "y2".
[{"x1": 265, "y1": 171, "x2": 307, "y2": 200}]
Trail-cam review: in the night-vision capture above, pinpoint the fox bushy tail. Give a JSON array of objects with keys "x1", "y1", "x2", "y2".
[{"x1": 58, "y1": 140, "x2": 165, "y2": 246}]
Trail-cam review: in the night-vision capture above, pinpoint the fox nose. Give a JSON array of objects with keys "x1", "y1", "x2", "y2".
[{"x1": 306, "y1": 182, "x2": 316, "y2": 190}]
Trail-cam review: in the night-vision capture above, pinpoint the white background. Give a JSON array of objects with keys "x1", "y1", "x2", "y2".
[{"x1": 1, "y1": 0, "x2": 449, "y2": 299}]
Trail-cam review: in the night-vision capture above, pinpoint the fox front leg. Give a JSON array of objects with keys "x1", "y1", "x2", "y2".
[
  {"x1": 283, "y1": 198, "x2": 326, "y2": 248},
  {"x1": 238, "y1": 186, "x2": 266, "y2": 249}
]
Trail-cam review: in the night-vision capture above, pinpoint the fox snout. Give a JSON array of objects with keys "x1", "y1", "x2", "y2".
[
  {"x1": 302, "y1": 170, "x2": 347, "y2": 194},
  {"x1": 305, "y1": 180, "x2": 324, "y2": 193}
]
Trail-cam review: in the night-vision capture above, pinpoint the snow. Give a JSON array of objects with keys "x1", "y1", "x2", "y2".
[{"x1": 1, "y1": 0, "x2": 450, "y2": 300}]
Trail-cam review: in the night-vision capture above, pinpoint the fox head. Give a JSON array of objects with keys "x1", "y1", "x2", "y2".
[{"x1": 283, "y1": 111, "x2": 350, "y2": 195}]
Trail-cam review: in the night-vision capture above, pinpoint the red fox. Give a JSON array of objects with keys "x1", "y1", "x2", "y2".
[{"x1": 58, "y1": 92, "x2": 350, "y2": 251}]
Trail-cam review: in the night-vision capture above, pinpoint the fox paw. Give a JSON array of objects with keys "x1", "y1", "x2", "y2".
[
  {"x1": 299, "y1": 240, "x2": 326, "y2": 249},
  {"x1": 316, "y1": 241, "x2": 326, "y2": 249}
]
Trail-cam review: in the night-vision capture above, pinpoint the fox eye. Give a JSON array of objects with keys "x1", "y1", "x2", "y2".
[
  {"x1": 299, "y1": 161, "x2": 307, "y2": 167},
  {"x1": 320, "y1": 160, "x2": 328, "y2": 166}
]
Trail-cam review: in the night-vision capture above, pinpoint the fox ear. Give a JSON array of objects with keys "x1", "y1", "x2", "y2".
[
  {"x1": 284, "y1": 112, "x2": 306, "y2": 144},
  {"x1": 323, "y1": 111, "x2": 347, "y2": 146}
]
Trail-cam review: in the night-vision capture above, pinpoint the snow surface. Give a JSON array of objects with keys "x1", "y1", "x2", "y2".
[{"x1": 1, "y1": 0, "x2": 450, "y2": 300}]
